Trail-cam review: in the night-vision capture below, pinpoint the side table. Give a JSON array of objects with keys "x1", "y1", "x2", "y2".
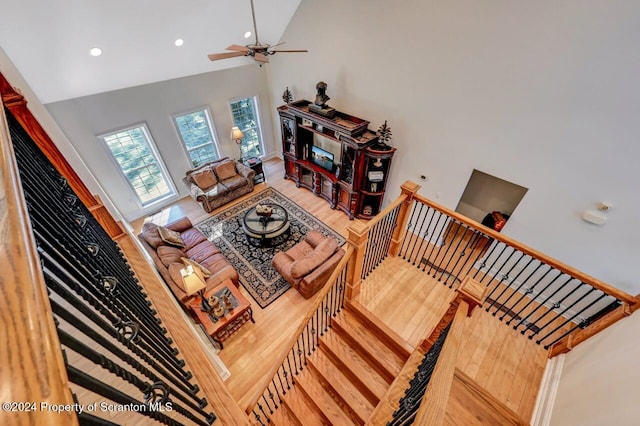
[
  {"x1": 244, "y1": 157, "x2": 265, "y2": 183},
  {"x1": 190, "y1": 279, "x2": 254, "y2": 349}
]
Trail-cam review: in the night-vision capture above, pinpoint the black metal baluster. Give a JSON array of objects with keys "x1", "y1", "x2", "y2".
[
  {"x1": 420, "y1": 210, "x2": 445, "y2": 272},
  {"x1": 524, "y1": 282, "x2": 588, "y2": 338},
  {"x1": 399, "y1": 201, "x2": 420, "y2": 258},
  {"x1": 515, "y1": 276, "x2": 574, "y2": 332},
  {"x1": 444, "y1": 223, "x2": 475, "y2": 288},
  {"x1": 482, "y1": 248, "x2": 522, "y2": 306},
  {"x1": 408, "y1": 204, "x2": 430, "y2": 265},
  {"x1": 504, "y1": 267, "x2": 556, "y2": 324},
  {"x1": 538, "y1": 293, "x2": 609, "y2": 347},
  {"x1": 488, "y1": 256, "x2": 535, "y2": 314}
]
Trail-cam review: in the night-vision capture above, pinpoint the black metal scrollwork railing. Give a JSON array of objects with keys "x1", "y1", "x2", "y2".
[
  {"x1": 387, "y1": 323, "x2": 451, "y2": 426},
  {"x1": 7, "y1": 109, "x2": 215, "y2": 425}
]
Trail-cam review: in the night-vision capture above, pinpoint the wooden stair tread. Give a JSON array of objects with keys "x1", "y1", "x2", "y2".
[
  {"x1": 308, "y1": 347, "x2": 374, "y2": 424},
  {"x1": 282, "y1": 385, "x2": 326, "y2": 426},
  {"x1": 296, "y1": 367, "x2": 356, "y2": 426},
  {"x1": 319, "y1": 331, "x2": 388, "y2": 403},
  {"x1": 333, "y1": 310, "x2": 405, "y2": 381},
  {"x1": 267, "y1": 403, "x2": 301, "y2": 426},
  {"x1": 346, "y1": 300, "x2": 413, "y2": 360}
]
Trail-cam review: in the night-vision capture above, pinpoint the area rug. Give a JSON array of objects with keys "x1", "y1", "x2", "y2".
[{"x1": 195, "y1": 188, "x2": 346, "y2": 308}]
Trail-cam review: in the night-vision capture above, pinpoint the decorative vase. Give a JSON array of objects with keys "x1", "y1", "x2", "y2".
[{"x1": 223, "y1": 293, "x2": 233, "y2": 311}]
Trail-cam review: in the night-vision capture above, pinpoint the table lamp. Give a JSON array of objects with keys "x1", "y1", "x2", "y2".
[
  {"x1": 230, "y1": 126, "x2": 245, "y2": 161},
  {"x1": 181, "y1": 265, "x2": 210, "y2": 312}
]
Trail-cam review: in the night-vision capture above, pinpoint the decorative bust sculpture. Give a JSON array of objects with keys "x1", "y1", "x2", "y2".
[{"x1": 314, "y1": 81, "x2": 330, "y2": 107}]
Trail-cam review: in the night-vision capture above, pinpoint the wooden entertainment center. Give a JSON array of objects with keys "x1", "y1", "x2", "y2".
[{"x1": 278, "y1": 100, "x2": 396, "y2": 219}]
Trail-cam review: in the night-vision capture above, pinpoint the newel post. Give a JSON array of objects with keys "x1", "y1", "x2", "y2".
[
  {"x1": 388, "y1": 181, "x2": 421, "y2": 256},
  {"x1": 457, "y1": 276, "x2": 487, "y2": 316},
  {"x1": 346, "y1": 221, "x2": 370, "y2": 300}
]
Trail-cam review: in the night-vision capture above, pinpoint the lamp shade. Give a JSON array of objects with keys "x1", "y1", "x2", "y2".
[
  {"x1": 230, "y1": 127, "x2": 244, "y2": 144},
  {"x1": 180, "y1": 265, "x2": 206, "y2": 296}
]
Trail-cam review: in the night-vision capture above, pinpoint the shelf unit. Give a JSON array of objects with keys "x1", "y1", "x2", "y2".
[{"x1": 278, "y1": 100, "x2": 396, "y2": 219}]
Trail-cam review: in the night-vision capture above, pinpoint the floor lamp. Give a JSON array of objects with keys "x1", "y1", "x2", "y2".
[{"x1": 230, "y1": 127, "x2": 245, "y2": 161}]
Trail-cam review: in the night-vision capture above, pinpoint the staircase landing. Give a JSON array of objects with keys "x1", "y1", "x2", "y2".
[{"x1": 355, "y1": 255, "x2": 548, "y2": 421}]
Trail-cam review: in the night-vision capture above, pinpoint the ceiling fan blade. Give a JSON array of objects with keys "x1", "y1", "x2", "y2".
[
  {"x1": 226, "y1": 44, "x2": 250, "y2": 52},
  {"x1": 254, "y1": 52, "x2": 270, "y2": 63},
  {"x1": 208, "y1": 51, "x2": 246, "y2": 61},
  {"x1": 270, "y1": 49, "x2": 308, "y2": 53}
]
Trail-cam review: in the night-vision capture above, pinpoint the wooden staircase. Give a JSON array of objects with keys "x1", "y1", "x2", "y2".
[{"x1": 267, "y1": 301, "x2": 413, "y2": 425}]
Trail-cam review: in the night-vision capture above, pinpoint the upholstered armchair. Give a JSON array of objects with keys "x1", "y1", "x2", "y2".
[
  {"x1": 272, "y1": 231, "x2": 345, "y2": 299},
  {"x1": 184, "y1": 157, "x2": 255, "y2": 212}
]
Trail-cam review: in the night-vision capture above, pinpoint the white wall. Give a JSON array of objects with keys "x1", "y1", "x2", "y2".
[
  {"x1": 46, "y1": 65, "x2": 276, "y2": 221},
  {"x1": 267, "y1": 0, "x2": 640, "y2": 294},
  {"x1": 0, "y1": 46, "x2": 123, "y2": 221},
  {"x1": 549, "y1": 313, "x2": 640, "y2": 425}
]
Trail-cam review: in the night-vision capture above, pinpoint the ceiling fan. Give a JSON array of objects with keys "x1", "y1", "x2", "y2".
[{"x1": 207, "y1": 0, "x2": 307, "y2": 64}]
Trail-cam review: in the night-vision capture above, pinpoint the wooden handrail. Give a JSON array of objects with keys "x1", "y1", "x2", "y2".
[
  {"x1": 365, "y1": 192, "x2": 408, "y2": 229},
  {"x1": 1, "y1": 91, "x2": 77, "y2": 425},
  {"x1": 549, "y1": 302, "x2": 632, "y2": 357},
  {"x1": 0, "y1": 71, "x2": 124, "y2": 239},
  {"x1": 412, "y1": 191, "x2": 638, "y2": 306},
  {"x1": 245, "y1": 245, "x2": 354, "y2": 414},
  {"x1": 413, "y1": 299, "x2": 469, "y2": 425}
]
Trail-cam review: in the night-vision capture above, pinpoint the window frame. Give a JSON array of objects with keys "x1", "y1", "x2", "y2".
[
  {"x1": 172, "y1": 106, "x2": 221, "y2": 168},
  {"x1": 97, "y1": 122, "x2": 177, "y2": 209},
  {"x1": 228, "y1": 95, "x2": 265, "y2": 160}
]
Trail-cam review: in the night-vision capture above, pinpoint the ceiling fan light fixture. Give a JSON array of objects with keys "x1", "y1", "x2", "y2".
[{"x1": 207, "y1": 0, "x2": 307, "y2": 64}]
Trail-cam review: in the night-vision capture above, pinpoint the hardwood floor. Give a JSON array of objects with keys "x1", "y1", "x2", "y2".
[{"x1": 128, "y1": 158, "x2": 547, "y2": 422}]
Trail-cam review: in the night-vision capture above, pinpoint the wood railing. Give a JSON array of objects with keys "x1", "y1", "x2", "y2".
[
  {"x1": 385, "y1": 182, "x2": 639, "y2": 355},
  {"x1": 0, "y1": 71, "x2": 124, "y2": 239},
  {"x1": 1, "y1": 73, "x2": 250, "y2": 425},
  {"x1": 245, "y1": 246, "x2": 354, "y2": 424},
  {"x1": 1, "y1": 85, "x2": 77, "y2": 425}
]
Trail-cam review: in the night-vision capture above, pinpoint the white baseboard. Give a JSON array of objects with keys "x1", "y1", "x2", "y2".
[{"x1": 531, "y1": 354, "x2": 565, "y2": 426}]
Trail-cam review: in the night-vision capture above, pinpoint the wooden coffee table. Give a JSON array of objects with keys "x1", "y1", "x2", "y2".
[{"x1": 190, "y1": 279, "x2": 254, "y2": 349}]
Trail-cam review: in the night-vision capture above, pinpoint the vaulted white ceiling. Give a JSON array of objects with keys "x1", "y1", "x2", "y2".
[{"x1": 0, "y1": 0, "x2": 302, "y2": 103}]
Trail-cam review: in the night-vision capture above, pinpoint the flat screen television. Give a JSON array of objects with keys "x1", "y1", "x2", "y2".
[{"x1": 311, "y1": 145, "x2": 334, "y2": 172}]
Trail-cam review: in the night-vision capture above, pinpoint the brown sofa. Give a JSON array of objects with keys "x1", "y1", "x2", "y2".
[
  {"x1": 184, "y1": 157, "x2": 255, "y2": 213},
  {"x1": 272, "y1": 231, "x2": 345, "y2": 299},
  {"x1": 137, "y1": 217, "x2": 239, "y2": 305}
]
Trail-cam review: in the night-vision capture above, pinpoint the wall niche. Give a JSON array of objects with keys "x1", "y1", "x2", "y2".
[{"x1": 455, "y1": 169, "x2": 528, "y2": 230}]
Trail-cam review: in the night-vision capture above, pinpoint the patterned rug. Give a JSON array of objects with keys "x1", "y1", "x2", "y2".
[{"x1": 195, "y1": 188, "x2": 346, "y2": 308}]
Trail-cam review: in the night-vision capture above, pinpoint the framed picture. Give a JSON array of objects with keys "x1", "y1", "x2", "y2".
[
  {"x1": 302, "y1": 118, "x2": 313, "y2": 127},
  {"x1": 316, "y1": 124, "x2": 323, "y2": 132}
]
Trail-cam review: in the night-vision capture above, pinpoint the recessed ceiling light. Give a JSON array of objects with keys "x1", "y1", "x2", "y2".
[
  {"x1": 174, "y1": 38, "x2": 184, "y2": 47},
  {"x1": 244, "y1": 31, "x2": 252, "y2": 39},
  {"x1": 89, "y1": 47, "x2": 102, "y2": 57}
]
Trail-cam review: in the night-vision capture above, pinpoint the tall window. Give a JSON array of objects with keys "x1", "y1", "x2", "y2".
[
  {"x1": 99, "y1": 124, "x2": 175, "y2": 206},
  {"x1": 173, "y1": 108, "x2": 220, "y2": 167},
  {"x1": 229, "y1": 96, "x2": 264, "y2": 159}
]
